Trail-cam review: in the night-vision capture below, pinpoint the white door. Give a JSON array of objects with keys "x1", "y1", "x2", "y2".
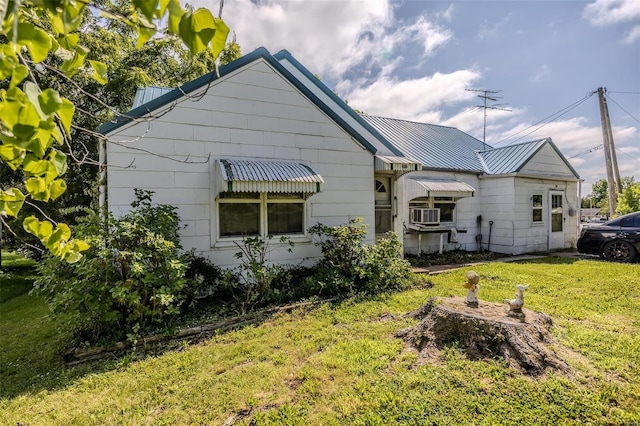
[{"x1": 549, "y1": 191, "x2": 565, "y2": 250}]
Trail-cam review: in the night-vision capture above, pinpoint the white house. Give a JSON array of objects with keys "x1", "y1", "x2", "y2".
[{"x1": 99, "y1": 47, "x2": 581, "y2": 267}]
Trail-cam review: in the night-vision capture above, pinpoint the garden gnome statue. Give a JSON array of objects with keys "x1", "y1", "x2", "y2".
[
  {"x1": 463, "y1": 270, "x2": 480, "y2": 307},
  {"x1": 505, "y1": 284, "x2": 529, "y2": 313}
]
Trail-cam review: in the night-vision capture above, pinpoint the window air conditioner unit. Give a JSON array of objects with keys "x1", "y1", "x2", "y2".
[{"x1": 410, "y1": 208, "x2": 440, "y2": 225}]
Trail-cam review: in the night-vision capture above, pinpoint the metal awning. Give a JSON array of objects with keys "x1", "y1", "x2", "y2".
[
  {"x1": 406, "y1": 177, "x2": 475, "y2": 199},
  {"x1": 375, "y1": 155, "x2": 422, "y2": 174},
  {"x1": 217, "y1": 159, "x2": 324, "y2": 194}
]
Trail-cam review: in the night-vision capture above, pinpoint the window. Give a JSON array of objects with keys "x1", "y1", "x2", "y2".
[
  {"x1": 218, "y1": 192, "x2": 305, "y2": 238},
  {"x1": 532, "y1": 194, "x2": 543, "y2": 222},
  {"x1": 409, "y1": 196, "x2": 456, "y2": 224},
  {"x1": 434, "y1": 197, "x2": 454, "y2": 222}
]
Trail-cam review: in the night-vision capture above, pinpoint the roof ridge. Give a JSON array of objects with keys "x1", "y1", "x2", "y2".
[{"x1": 361, "y1": 114, "x2": 461, "y2": 131}]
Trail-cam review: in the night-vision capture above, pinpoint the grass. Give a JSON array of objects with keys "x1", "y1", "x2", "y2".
[{"x1": 1, "y1": 253, "x2": 639, "y2": 424}]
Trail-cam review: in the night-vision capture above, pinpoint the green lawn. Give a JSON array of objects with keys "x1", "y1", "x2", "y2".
[{"x1": 1, "y1": 254, "x2": 639, "y2": 425}]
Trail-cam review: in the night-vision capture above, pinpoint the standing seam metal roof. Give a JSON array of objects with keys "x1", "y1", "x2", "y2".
[
  {"x1": 478, "y1": 138, "x2": 548, "y2": 174},
  {"x1": 360, "y1": 115, "x2": 489, "y2": 172}
]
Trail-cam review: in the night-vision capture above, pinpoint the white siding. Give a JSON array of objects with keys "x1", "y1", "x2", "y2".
[
  {"x1": 397, "y1": 171, "x2": 481, "y2": 255},
  {"x1": 477, "y1": 177, "x2": 580, "y2": 255},
  {"x1": 520, "y1": 144, "x2": 576, "y2": 178},
  {"x1": 106, "y1": 58, "x2": 374, "y2": 268}
]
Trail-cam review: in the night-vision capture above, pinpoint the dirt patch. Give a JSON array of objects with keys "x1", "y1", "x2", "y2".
[{"x1": 396, "y1": 297, "x2": 571, "y2": 376}]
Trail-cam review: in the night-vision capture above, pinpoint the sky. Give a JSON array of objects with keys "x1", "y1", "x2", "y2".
[{"x1": 191, "y1": 0, "x2": 640, "y2": 195}]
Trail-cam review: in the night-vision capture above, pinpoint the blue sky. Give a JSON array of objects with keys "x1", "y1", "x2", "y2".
[{"x1": 193, "y1": 0, "x2": 639, "y2": 195}]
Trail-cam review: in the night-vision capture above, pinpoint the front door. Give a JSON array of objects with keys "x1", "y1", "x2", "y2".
[{"x1": 549, "y1": 191, "x2": 565, "y2": 250}]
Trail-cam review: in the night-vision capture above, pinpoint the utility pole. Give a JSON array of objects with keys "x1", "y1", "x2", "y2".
[
  {"x1": 466, "y1": 89, "x2": 511, "y2": 150},
  {"x1": 597, "y1": 87, "x2": 621, "y2": 217}
]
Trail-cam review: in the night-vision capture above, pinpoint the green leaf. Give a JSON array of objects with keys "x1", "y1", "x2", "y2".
[
  {"x1": 14, "y1": 22, "x2": 52, "y2": 63},
  {"x1": 60, "y1": 45, "x2": 88, "y2": 76},
  {"x1": 25, "y1": 176, "x2": 50, "y2": 201},
  {"x1": 0, "y1": 143, "x2": 26, "y2": 169},
  {"x1": 0, "y1": 97, "x2": 41, "y2": 140},
  {"x1": 166, "y1": 0, "x2": 184, "y2": 35},
  {"x1": 48, "y1": 150, "x2": 68, "y2": 176},
  {"x1": 132, "y1": 0, "x2": 159, "y2": 20},
  {"x1": 46, "y1": 223, "x2": 71, "y2": 249},
  {"x1": 23, "y1": 81, "x2": 47, "y2": 119},
  {"x1": 57, "y1": 33, "x2": 79, "y2": 50},
  {"x1": 135, "y1": 15, "x2": 156, "y2": 48},
  {"x1": 0, "y1": 188, "x2": 25, "y2": 218},
  {"x1": 10, "y1": 65, "x2": 29, "y2": 89},
  {"x1": 38, "y1": 88, "x2": 63, "y2": 116},
  {"x1": 89, "y1": 60, "x2": 108, "y2": 85},
  {"x1": 179, "y1": 8, "x2": 217, "y2": 55},
  {"x1": 23, "y1": 154, "x2": 50, "y2": 176},
  {"x1": 56, "y1": 98, "x2": 75, "y2": 137},
  {"x1": 47, "y1": 1, "x2": 85, "y2": 35},
  {"x1": 49, "y1": 178, "x2": 67, "y2": 200},
  {"x1": 23, "y1": 215, "x2": 53, "y2": 239},
  {"x1": 210, "y1": 18, "x2": 230, "y2": 59}
]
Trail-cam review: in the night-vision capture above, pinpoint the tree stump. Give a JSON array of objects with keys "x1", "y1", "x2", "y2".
[{"x1": 396, "y1": 297, "x2": 570, "y2": 375}]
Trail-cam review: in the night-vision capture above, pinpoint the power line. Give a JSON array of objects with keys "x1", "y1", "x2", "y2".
[
  {"x1": 605, "y1": 93, "x2": 640, "y2": 125},
  {"x1": 494, "y1": 91, "x2": 595, "y2": 146},
  {"x1": 608, "y1": 90, "x2": 640, "y2": 95},
  {"x1": 569, "y1": 144, "x2": 603, "y2": 159}
]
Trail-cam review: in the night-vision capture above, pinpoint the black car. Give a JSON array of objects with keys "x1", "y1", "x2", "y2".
[{"x1": 577, "y1": 211, "x2": 640, "y2": 262}]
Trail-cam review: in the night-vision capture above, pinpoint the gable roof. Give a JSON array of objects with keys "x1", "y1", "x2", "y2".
[
  {"x1": 98, "y1": 47, "x2": 403, "y2": 157},
  {"x1": 478, "y1": 138, "x2": 580, "y2": 178},
  {"x1": 361, "y1": 115, "x2": 580, "y2": 179},
  {"x1": 360, "y1": 115, "x2": 489, "y2": 172}
]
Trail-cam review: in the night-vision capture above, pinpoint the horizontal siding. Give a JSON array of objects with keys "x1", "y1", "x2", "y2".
[
  {"x1": 107, "y1": 58, "x2": 375, "y2": 268},
  {"x1": 520, "y1": 144, "x2": 575, "y2": 177}
]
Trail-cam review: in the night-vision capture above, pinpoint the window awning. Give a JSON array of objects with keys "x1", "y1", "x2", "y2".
[
  {"x1": 375, "y1": 155, "x2": 422, "y2": 174},
  {"x1": 406, "y1": 177, "x2": 475, "y2": 199},
  {"x1": 217, "y1": 159, "x2": 324, "y2": 194}
]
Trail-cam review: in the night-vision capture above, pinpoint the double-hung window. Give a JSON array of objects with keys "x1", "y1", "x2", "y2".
[{"x1": 532, "y1": 194, "x2": 543, "y2": 223}]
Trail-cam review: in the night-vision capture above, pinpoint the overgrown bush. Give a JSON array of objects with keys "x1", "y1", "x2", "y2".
[
  {"x1": 231, "y1": 236, "x2": 294, "y2": 314},
  {"x1": 182, "y1": 250, "x2": 229, "y2": 307},
  {"x1": 308, "y1": 218, "x2": 411, "y2": 295},
  {"x1": 33, "y1": 190, "x2": 188, "y2": 343}
]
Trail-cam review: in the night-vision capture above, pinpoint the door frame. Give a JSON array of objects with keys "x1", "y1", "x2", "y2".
[{"x1": 548, "y1": 190, "x2": 565, "y2": 250}]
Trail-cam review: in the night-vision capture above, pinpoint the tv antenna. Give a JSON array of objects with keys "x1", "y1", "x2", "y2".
[{"x1": 466, "y1": 89, "x2": 511, "y2": 149}]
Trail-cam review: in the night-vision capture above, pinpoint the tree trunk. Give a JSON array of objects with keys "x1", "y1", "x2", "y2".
[{"x1": 396, "y1": 297, "x2": 570, "y2": 375}]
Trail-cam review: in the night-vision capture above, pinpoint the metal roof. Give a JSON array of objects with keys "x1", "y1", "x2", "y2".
[
  {"x1": 405, "y1": 177, "x2": 476, "y2": 200},
  {"x1": 478, "y1": 138, "x2": 548, "y2": 174},
  {"x1": 360, "y1": 115, "x2": 489, "y2": 172},
  {"x1": 374, "y1": 155, "x2": 422, "y2": 174},
  {"x1": 132, "y1": 86, "x2": 172, "y2": 109},
  {"x1": 218, "y1": 159, "x2": 323, "y2": 194}
]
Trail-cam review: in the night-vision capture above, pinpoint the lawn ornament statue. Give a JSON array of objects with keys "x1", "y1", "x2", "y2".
[
  {"x1": 463, "y1": 270, "x2": 480, "y2": 307},
  {"x1": 505, "y1": 284, "x2": 529, "y2": 313}
]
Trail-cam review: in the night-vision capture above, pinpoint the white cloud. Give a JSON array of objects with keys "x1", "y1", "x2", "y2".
[
  {"x1": 205, "y1": 0, "x2": 452, "y2": 80},
  {"x1": 583, "y1": 0, "x2": 640, "y2": 26},
  {"x1": 341, "y1": 69, "x2": 481, "y2": 122},
  {"x1": 623, "y1": 24, "x2": 640, "y2": 43},
  {"x1": 437, "y1": 4, "x2": 455, "y2": 22}
]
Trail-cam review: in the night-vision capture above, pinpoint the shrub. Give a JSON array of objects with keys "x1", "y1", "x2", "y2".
[
  {"x1": 308, "y1": 218, "x2": 411, "y2": 295},
  {"x1": 33, "y1": 190, "x2": 188, "y2": 343},
  {"x1": 231, "y1": 236, "x2": 294, "y2": 314}
]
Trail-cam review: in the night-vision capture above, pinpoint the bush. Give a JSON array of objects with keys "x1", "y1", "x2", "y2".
[
  {"x1": 33, "y1": 190, "x2": 188, "y2": 343},
  {"x1": 308, "y1": 218, "x2": 411, "y2": 295}
]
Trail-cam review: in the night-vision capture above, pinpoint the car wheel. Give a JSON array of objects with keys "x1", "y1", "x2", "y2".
[{"x1": 602, "y1": 240, "x2": 638, "y2": 263}]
